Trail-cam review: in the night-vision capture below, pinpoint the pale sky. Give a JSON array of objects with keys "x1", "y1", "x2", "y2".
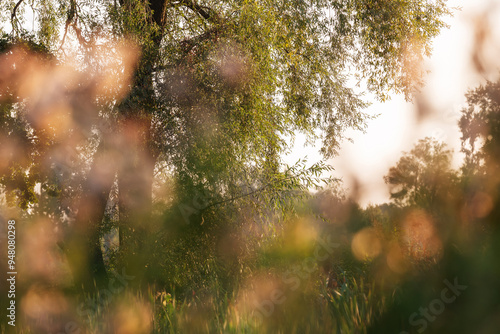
[{"x1": 286, "y1": 0, "x2": 500, "y2": 207}]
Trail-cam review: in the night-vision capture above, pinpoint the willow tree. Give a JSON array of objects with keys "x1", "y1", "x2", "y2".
[
  {"x1": 459, "y1": 79, "x2": 500, "y2": 179},
  {"x1": 0, "y1": 0, "x2": 452, "y2": 289},
  {"x1": 384, "y1": 137, "x2": 457, "y2": 209}
]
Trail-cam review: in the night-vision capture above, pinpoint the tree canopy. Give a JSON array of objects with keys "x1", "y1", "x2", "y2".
[
  {"x1": 0, "y1": 0, "x2": 453, "y2": 289},
  {"x1": 459, "y1": 78, "x2": 500, "y2": 179}
]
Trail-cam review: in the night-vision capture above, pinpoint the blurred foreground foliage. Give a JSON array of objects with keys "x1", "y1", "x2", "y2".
[{"x1": 3, "y1": 0, "x2": 500, "y2": 334}]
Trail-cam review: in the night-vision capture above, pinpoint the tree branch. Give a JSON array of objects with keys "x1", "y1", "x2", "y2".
[
  {"x1": 11, "y1": 0, "x2": 25, "y2": 31},
  {"x1": 179, "y1": 26, "x2": 218, "y2": 53},
  {"x1": 200, "y1": 171, "x2": 308, "y2": 213},
  {"x1": 71, "y1": 21, "x2": 90, "y2": 48},
  {"x1": 175, "y1": 0, "x2": 220, "y2": 24},
  {"x1": 201, "y1": 183, "x2": 271, "y2": 212}
]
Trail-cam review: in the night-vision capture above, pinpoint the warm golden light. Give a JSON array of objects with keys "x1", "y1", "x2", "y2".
[
  {"x1": 402, "y1": 210, "x2": 442, "y2": 259},
  {"x1": 351, "y1": 227, "x2": 382, "y2": 261}
]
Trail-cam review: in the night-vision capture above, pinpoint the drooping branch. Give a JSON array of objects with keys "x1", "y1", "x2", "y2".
[
  {"x1": 11, "y1": 0, "x2": 24, "y2": 21},
  {"x1": 200, "y1": 164, "x2": 329, "y2": 213},
  {"x1": 71, "y1": 20, "x2": 90, "y2": 48},
  {"x1": 59, "y1": 0, "x2": 77, "y2": 51},
  {"x1": 200, "y1": 183, "x2": 272, "y2": 213},
  {"x1": 58, "y1": 0, "x2": 91, "y2": 50},
  {"x1": 10, "y1": 0, "x2": 25, "y2": 32}
]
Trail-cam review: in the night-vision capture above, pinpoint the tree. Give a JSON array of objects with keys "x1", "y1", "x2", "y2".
[
  {"x1": 384, "y1": 137, "x2": 456, "y2": 208},
  {"x1": 459, "y1": 78, "x2": 500, "y2": 180},
  {"x1": 458, "y1": 77, "x2": 500, "y2": 236},
  {"x1": 0, "y1": 0, "x2": 453, "y2": 290}
]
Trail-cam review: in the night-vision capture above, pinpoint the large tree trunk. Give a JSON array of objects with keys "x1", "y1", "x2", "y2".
[
  {"x1": 66, "y1": 137, "x2": 116, "y2": 291},
  {"x1": 115, "y1": 4, "x2": 163, "y2": 278},
  {"x1": 117, "y1": 116, "x2": 157, "y2": 284},
  {"x1": 66, "y1": 0, "x2": 165, "y2": 290}
]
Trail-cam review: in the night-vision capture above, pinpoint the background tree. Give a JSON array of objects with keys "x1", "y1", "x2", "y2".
[
  {"x1": 384, "y1": 137, "x2": 457, "y2": 209},
  {"x1": 458, "y1": 77, "x2": 500, "y2": 238},
  {"x1": 369, "y1": 79, "x2": 500, "y2": 334},
  {"x1": 459, "y1": 78, "x2": 500, "y2": 182}
]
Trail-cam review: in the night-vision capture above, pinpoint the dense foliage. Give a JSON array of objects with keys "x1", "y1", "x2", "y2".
[{"x1": 0, "y1": 0, "x2": 452, "y2": 289}]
